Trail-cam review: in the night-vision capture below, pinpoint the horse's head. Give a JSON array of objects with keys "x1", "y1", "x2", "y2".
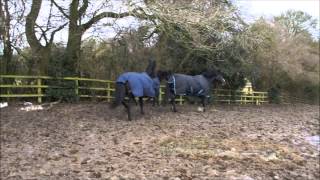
[
  {"x1": 202, "y1": 69, "x2": 226, "y2": 86},
  {"x1": 156, "y1": 70, "x2": 172, "y2": 82},
  {"x1": 213, "y1": 74, "x2": 226, "y2": 86}
]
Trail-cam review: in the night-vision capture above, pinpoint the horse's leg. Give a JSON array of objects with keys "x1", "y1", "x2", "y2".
[
  {"x1": 152, "y1": 97, "x2": 156, "y2": 107},
  {"x1": 171, "y1": 96, "x2": 177, "y2": 112},
  {"x1": 165, "y1": 83, "x2": 177, "y2": 112},
  {"x1": 139, "y1": 97, "x2": 144, "y2": 115},
  {"x1": 130, "y1": 93, "x2": 138, "y2": 105},
  {"x1": 153, "y1": 95, "x2": 159, "y2": 106},
  {"x1": 122, "y1": 101, "x2": 132, "y2": 121},
  {"x1": 200, "y1": 96, "x2": 206, "y2": 112},
  {"x1": 164, "y1": 83, "x2": 171, "y2": 105}
]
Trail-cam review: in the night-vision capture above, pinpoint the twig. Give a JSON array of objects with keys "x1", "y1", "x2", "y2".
[{"x1": 41, "y1": 99, "x2": 62, "y2": 110}]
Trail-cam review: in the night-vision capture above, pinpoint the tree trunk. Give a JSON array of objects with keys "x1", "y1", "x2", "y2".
[
  {"x1": 53, "y1": 0, "x2": 146, "y2": 76},
  {"x1": 64, "y1": 0, "x2": 82, "y2": 76},
  {"x1": 65, "y1": 28, "x2": 82, "y2": 76},
  {"x1": 0, "y1": 0, "x2": 13, "y2": 75},
  {"x1": 25, "y1": 0, "x2": 51, "y2": 75},
  {"x1": 30, "y1": 47, "x2": 51, "y2": 75}
]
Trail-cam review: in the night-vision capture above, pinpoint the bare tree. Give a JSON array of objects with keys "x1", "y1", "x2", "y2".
[
  {"x1": 0, "y1": 0, "x2": 29, "y2": 75},
  {"x1": 25, "y1": 0, "x2": 67, "y2": 75},
  {"x1": 0, "y1": 0, "x2": 13, "y2": 74},
  {"x1": 51, "y1": 0, "x2": 146, "y2": 76}
]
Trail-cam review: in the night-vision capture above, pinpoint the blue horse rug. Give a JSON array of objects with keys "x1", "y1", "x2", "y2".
[{"x1": 116, "y1": 72, "x2": 160, "y2": 97}]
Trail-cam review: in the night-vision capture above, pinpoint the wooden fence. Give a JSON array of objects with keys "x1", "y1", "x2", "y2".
[{"x1": 0, "y1": 75, "x2": 268, "y2": 104}]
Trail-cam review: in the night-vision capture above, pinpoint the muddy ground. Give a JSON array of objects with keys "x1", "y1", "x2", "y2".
[{"x1": 0, "y1": 102, "x2": 319, "y2": 180}]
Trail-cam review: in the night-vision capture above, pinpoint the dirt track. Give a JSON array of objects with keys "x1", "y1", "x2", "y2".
[{"x1": 1, "y1": 102, "x2": 319, "y2": 180}]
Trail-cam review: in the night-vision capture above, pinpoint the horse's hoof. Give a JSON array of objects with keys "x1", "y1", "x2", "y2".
[{"x1": 197, "y1": 107, "x2": 205, "y2": 112}]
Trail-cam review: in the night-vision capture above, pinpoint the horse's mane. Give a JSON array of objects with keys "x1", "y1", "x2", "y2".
[
  {"x1": 202, "y1": 68, "x2": 219, "y2": 78},
  {"x1": 157, "y1": 69, "x2": 221, "y2": 79},
  {"x1": 156, "y1": 70, "x2": 172, "y2": 81},
  {"x1": 145, "y1": 58, "x2": 156, "y2": 78}
]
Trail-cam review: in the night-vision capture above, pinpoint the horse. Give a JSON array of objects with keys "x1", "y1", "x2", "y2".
[
  {"x1": 159, "y1": 69, "x2": 226, "y2": 112},
  {"x1": 110, "y1": 59, "x2": 160, "y2": 121}
]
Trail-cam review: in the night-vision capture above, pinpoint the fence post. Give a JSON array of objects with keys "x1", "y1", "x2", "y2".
[
  {"x1": 246, "y1": 93, "x2": 248, "y2": 104},
  {"x1": 74, "y1": 78, "x2": 80, "y2": 101},
  {"x1": 37, "y1": 78, "x2": 42, "y2": 103},
  {"x1": 252, "y1": 93, "x2": 254, "y2": 104},
  {"x1": 240, "y1": 93, "x2": 243, "y2": 105},
  {"x1": 159, "y1": 87, "x2": 163, "y2": 104},
  {"x1": 179, "y1": 96, "x2": 183, "y2": 105},
  {"x1": 6, "y1": 87, "x2": 10, "y2": 102},
  {"x1": 107, "y1": 82, "x2": 111, "y2": 102},
  {"x1": 3, "y1": 78, "x2": 12, "y2": 102},
  {"x1": 75, "y1": 78, "x2": 79, "y2": 97},
  {"x1": 212, "y1": 89, "x2": 216, "y2": 104}
]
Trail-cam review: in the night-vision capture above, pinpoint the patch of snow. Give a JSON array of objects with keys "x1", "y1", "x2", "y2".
[
  {"x1": 197, "y1": 107, "x2": 204, "y2": 112},
  {"x1": 23, "y1": 102, "x2": 33, "y2": 106},
  {"x1": 0, "y1": 102, "x2": 8, "y2": 108},
  {"x1": 306, "y1": 135, "x2": 320, "y2": 148},
  {"x1": 20, "y1": 105, "x2": 43, "y2": 111}
]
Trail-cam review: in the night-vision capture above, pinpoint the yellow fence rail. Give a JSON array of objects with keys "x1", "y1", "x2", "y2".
[
  {"x1": 212, "y1": 89, "x2": 268, "y2": 105},
  {"x1": 0, "y1": 75, "x2": 268, "y2": 105}
]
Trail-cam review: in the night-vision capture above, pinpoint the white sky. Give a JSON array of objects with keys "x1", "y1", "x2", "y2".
[
  {"x1": 236, "y1": 0, "x2": 320, "y2": 37},
  {"x1": 236, "y1": 0, "x2": 319, "y2": 24},
  {"x1": 237, "y1": 0, "x2": 319, "y2": 19}
]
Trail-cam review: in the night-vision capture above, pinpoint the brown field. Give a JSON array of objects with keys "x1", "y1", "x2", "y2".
[{"x1": 1, "y1": 102, "x2": 319, "y2": 180}]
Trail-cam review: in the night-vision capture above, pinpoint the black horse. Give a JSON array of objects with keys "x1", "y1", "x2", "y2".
[
  {"x1": 159, "y1": 69, "x2": 226, "y2": 112},
  {"x1": 110, "y1": 60, "x2": 160, "y2": 120}
]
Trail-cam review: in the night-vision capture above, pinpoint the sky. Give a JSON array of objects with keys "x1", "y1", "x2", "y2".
[
  {"x1": 236, "y1": 0, "x2": 319, "y2": 21},
  {"x1": 236, "y1": 0, "x2": 319, "y2": 37}
]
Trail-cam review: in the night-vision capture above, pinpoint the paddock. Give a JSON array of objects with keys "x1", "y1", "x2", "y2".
[{"x1": 1, "y1": 103, "x2": 319, "y2": 179}]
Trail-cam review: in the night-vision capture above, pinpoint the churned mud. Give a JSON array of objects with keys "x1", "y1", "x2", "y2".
[{"x1": 1, "y1": 102, "x2": 319, "y2": 180}]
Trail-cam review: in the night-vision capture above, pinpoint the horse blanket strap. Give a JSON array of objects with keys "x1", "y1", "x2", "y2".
[
  {"x1": 183, "y1": 77, "x2": 205, "y2": 97},
  {"x1": 194, "y1": 80, "x2": 205, "y2": 97},
  {"x1": 167, "y1": 75, "x2": 176, "y2": 95},
  {"x1": 116, "y1": 72, "x2": 158, "y2": 97}
]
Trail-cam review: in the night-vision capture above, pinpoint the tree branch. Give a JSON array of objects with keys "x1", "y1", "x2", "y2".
[
  {"x1": 26, "y1": 0, "x2": 44, "y2": 51},
  {"x1": 78, "y1": 0, "x2": 88, "y2": 17},
  {"x1": 35, "y1": 23, "x2": 49, "y2": 44},
  {"x1": 11, "y1": 45, "x2": 32, "y2": 61},
  {"x1": 81, "y1": 8, "x2": 147, "y2": 31},
  {"x1": 51, "y1": 0, "x2": 69, "y2": 18},
  {"x1": 144, "y1": 28, "x2": 159, "y2": 40},
  {"x1": 49, "y1": 22, "x2": 68, "y2": 43}
]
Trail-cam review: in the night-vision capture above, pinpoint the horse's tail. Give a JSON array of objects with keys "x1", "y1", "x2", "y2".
[{"x1": 110, "y1": 83, "x2": 126, "y2": 109}]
